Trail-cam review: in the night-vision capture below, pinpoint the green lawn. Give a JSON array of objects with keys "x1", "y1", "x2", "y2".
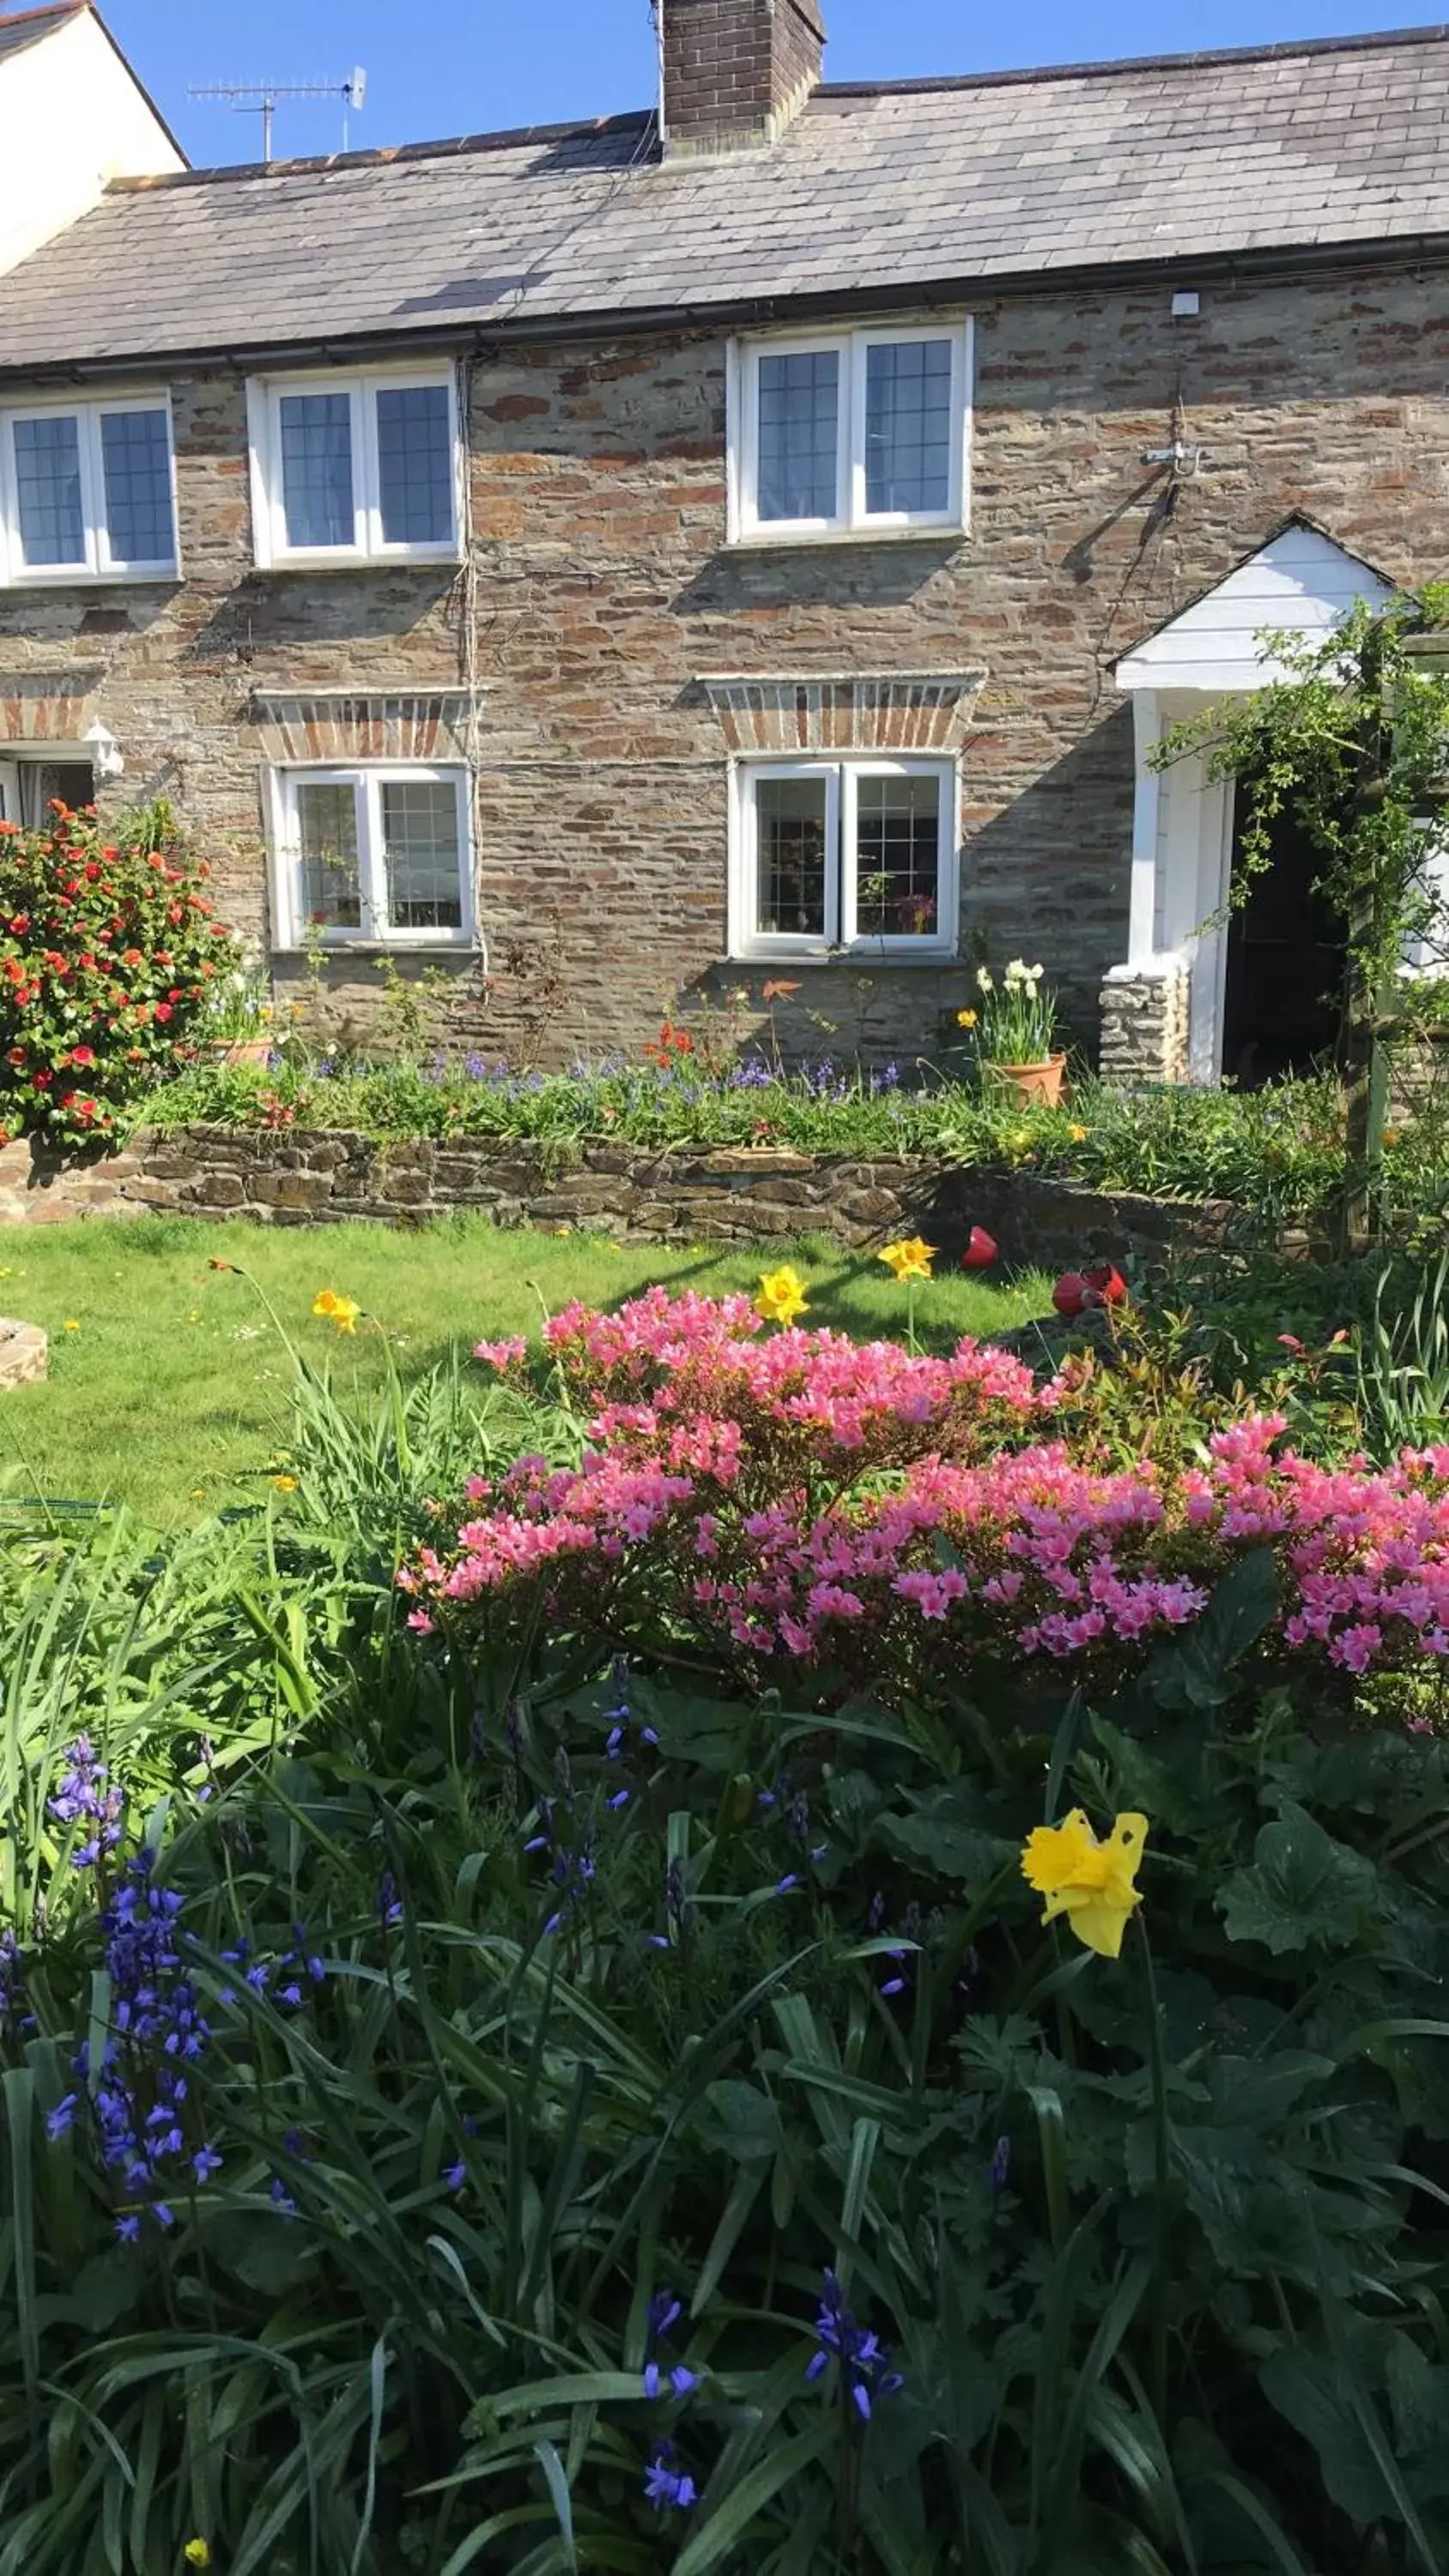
[{"x1": 0, "y1": 1218, "x2": 1048, "y2": 1522}]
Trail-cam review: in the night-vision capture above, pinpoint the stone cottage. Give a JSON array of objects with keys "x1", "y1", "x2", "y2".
[{"x1": 0, "y1": 0, "x2": 1446, "y2": 1079}]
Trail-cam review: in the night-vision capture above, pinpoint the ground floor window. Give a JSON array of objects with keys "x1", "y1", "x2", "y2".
[
  {"x1": 0, "y1": 756, "x2": 97, "y2": 829},
  {"x1": 267, "y1": 766, "x2": 472, "y2": 948},
  {"x1": 728, "y1": 757, "x2": 957, "y2": 959}
]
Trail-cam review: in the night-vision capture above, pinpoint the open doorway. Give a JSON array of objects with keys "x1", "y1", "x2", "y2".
[
  {"x1": 0, "y1": 757, "x2": 97, "y2": 829},
  {"x1": 1220, "y1": 793, "x2": 1346, "y2": 1086}
]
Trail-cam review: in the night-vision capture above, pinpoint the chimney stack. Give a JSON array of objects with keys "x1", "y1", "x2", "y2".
[{"x1": 659, "y1": 0, "x2": 826, "y2": 158}]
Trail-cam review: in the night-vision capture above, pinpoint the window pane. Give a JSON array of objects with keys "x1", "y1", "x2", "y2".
[
  {"x1": 864, "y1": 340, "x2": 954, "y2": 516},
  {"x1": 376, "y1": 386, "x2": 453, "y2": 544},
  {"x1": 100, "y1": 410, "x2": 174, "y2": 563},
  {"x1": 14, "y1": 415, "x2": 85, "y2": 565},
  {"x1": 754, "y1": 777, "x2": 829, "y2": 939},
  {"x1": 381, "y1": 781, "x2": 464, "y2": 931},
  {"x1": 279, "y1": 393, "x2": 355, "y2": 549},
  {"x1": 295, "y1": 782, "x2": 361, "y2": 930},
  {"x1": 853, "y1": 775, "x2": 942, "y2": 939},
  {"x1": 756, "y1": 350, "x2": 840, "y2": 523}
]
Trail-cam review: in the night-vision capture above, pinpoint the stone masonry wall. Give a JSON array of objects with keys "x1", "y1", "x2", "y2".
[
  {"x1": 0, "y1": 1125, "x2": 1254, "y2": 1270},
  {"x1": 1, "y1": 257, "x2": 1447, "y2": 1068}
]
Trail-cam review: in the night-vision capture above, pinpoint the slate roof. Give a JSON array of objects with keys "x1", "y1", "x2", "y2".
[
  {"x1": 3, "y1": 21, "x2": 1449, "y2": 374},
  {"x1": 0, "y1": 0, "x2": 84, "y2": 64}
]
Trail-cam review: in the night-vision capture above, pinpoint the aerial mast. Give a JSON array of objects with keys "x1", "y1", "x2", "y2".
[{"x1": 185, "y1": 68, "x2": 368, "y2": 165}]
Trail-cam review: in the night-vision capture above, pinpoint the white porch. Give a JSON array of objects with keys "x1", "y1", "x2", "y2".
[{"x1": 1102, "y1": 520, "x2": 1395, "y2": 1084}]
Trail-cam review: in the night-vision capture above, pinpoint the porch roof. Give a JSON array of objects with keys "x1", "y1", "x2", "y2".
[{"x1": 1114, "y1": 521, "x2": 1397, "y2": 695}]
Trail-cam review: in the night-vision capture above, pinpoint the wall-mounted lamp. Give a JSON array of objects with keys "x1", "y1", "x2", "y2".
[{"x1": 82, "y1": 720, "x2": 125, "y2": 781}]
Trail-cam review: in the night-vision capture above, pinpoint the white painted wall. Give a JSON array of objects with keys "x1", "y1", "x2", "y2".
[{"x1": 0, "y1": 7, "x2": 182, "y2": 278}]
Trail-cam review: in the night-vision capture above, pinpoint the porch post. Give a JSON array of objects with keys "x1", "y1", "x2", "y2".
[{"x1": 1126, "y1": 690, "x2": 1161, "y2": 966}]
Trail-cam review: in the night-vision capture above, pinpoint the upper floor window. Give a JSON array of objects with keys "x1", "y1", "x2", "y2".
[
  {"x1": 0, "y1": 397, "x2": 179, "y2": 583},
  {"x1": 729, "y1": 323, "x2": 971, "y2": 544},
  {"x1": 247, "y1": 368, "x2": 461, "y2": 568},
  {"x1": 267, "y1": 765, "x2": 473, "y2": 948},
  {"x1": 728, "y1": 757, "x2": 958, "y2": 959}
]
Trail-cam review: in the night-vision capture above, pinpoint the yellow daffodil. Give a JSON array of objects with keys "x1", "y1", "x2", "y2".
[
  {"x1": 756, "y1": 1264, "x2": 809, "y2": 1327},
  {"x1": 1068, "y1": 1122, "x2": 1088, "y2": 1144},
  {"x1": 1021, "y1": 1808, "x2": 1149, "y2": 1959},
  {"x1": 312, "y1": 1290, "x2": 361, "y2": 1334},
  {"x1": 272, "y1": 1474, "x2": 298, "y2": 1493},
  {"x1": 63, "y1": 1318, "x2": 80, "y2": 1333},
  {"x1": 1382, "y1": 1127, "x2": 1404, "y2": 1149},
  {"x1": 955, "y1": 1008, "x2": 978, "y2": 1030},
  {"x1": 184, "y1": 2546, "x2": 213, "y2": 2571},
  {"x1": 879, "y1": 1238, "x2": 935, "y2": 1284}
]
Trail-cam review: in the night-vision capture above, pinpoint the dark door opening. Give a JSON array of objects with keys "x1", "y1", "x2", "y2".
[{"x1": 1221, "y1": 793, "x2": 1346, "y2": 1086}]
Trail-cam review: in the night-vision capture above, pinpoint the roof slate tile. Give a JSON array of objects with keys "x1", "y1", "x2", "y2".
[{"x1": 2, "y1": 25, "x2": 1449, "y2": 371}]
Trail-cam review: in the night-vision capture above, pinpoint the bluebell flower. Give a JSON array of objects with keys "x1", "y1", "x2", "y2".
[
  {"x1": 988, "y1": 2135, "x2": 1011, "y2": 2193},
  {"x1": 377, "y1": 1871, "x2": 403, "y2": 1929},
  {"x1": 444, "y1": 2159, "x2": 466, "y2": 2194},
  {"x1": 46, "y1": 2094, "x2": 78, "y2": 2141},
  {"x1": 0, "y1": 1929, "x2": 33, "y2": 2039},
  {"x1": 643, "y1": 2447, "x2": 697, "y2": 2512},
  {"x1": 49, "y1": 1735, "x2": 124, "y2": 1868},
  {"x1": 807, "y1": 2270, "x2": 904, "y2": 2420},
  {"x1": 114, "y1": 2213, "x2": 141, "y2": 2243},
  {"x1": 192, "y1": 2145, "x2": 223, "y2": 2183}
]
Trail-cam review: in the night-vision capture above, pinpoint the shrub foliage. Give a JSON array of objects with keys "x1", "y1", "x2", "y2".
[
  {"x1": 0, "y1": 799, "x2": 234, "y2": 1149},
  {"x1": 3, "y1": 1294, "x2": 1449, "y2": 2572}
]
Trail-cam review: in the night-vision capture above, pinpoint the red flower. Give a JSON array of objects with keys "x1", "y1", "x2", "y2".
[
  {"x1": 961, "y1": 1226, "x2": 997, "y2": 1272},
  {"x1": 154, "y1": 1002, "x2": 173, "y2": 1024},
  {"x1": 68, "y1": 1045, "x2": 96, "y2": 1067},
  {"x1": 9, "y1": 914, "x2": 28, "y2": 934},
  {"x1": 6, "y1": 1047, "x2": 25, "y2": 1068},
  {"x1": 1052, "y1": 1272, "x2": 1089, "y2": 1320}
]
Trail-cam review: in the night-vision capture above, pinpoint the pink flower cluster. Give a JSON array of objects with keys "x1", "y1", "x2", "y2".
[{"x1": 417, "y1": 1293, "x2": 1449, "y2": 1693}]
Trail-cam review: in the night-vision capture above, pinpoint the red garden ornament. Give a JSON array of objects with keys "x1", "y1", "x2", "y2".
[
  {"x1": 1053, "y1": 1264, "x2": 1128, "y2": 1319},
  {"x1": 961, "y1": 1226, "x2": 997, "y2": 1271}
]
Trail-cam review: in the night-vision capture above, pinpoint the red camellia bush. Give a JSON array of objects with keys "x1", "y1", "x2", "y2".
[{"x1": 0, "y1": 799, "x2": 239, "y2": 1150}]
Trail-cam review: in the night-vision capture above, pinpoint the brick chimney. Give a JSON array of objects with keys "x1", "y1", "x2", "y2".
[{"x1": 659, "y1": 0, "x2": 826, "y2": 158}]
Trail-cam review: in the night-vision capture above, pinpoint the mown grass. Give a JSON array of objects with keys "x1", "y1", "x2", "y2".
[{"x1": 0, "y1": 1215, "x2": 1047, "y2": 1522}]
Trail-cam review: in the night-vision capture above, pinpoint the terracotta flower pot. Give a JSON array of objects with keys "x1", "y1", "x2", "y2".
[{"x1": 988, "y1": 1054, "x2": 1067, "y2": 1109}]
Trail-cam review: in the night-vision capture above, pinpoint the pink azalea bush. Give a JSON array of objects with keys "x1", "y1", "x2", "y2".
[{"x1": 408, "y1": 1290, "x2": 1449, "y2": 1695}]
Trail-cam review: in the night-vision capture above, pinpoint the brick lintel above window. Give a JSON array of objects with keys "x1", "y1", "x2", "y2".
[
  {"x1": 698, "y1": 669, "x2": 986, "y2": 756},
  {"x1": 250, "y1": 685, "x2": 484, "y2": 768}
]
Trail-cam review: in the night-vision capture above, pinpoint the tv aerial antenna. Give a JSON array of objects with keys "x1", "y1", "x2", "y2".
[{"x1": 186, "y1": 68, "x2": 367, "y2": 165}]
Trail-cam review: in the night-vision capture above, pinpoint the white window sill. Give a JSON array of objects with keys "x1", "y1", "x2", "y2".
[
  {"x1": 260, "y1": 549, "x2": 464, "y2": 575},
  {"x1": 271, "y1": 939, "x2": 477, "y2": 958},
  {"x1": 728, "y1": 523, "x2": 967, "y2": 551},
  {"x1": 2, "y1": 564, "x2": 180, "y2": 588},
  {"x1": 731, "y1": 949, "x2": 958, "y2": 969}
]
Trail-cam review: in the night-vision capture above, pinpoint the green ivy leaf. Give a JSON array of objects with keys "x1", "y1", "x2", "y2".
[{"x1": 1217, "y1": 1802, "x2": 1380, "y2": 1954}]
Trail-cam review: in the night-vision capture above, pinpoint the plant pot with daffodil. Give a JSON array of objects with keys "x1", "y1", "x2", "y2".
[{"x1": 968, "y1": 960, "x2": 1067, "y2": 1109}]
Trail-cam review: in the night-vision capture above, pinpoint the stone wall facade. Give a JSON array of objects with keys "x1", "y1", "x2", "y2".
[
  {"x1": 1098, "y1": 960, "x2": 1191, "y2": 1084},
  {"x1": 1, "y1": 256, "x2": 1447, "y2": 1068},
  {"x1": 0, "y1": 1124, "x2": 1258, "y2": 1269}
]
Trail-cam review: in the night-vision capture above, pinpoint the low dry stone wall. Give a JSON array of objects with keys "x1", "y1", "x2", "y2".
[{"x1": 0, "y1": 1125, "x2": 1258, "y2": 1271}]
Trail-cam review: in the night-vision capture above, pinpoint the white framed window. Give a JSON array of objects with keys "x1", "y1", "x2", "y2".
[
  {"x1": 728, "y1": 322, "x2": 971, "y2": 544},
  {"x1": 267, "y1": 767, "x2": 474, "y2": 948},
  {"x1": 728, "y1": 757, "x2": 959, "y2": 959},
  {"x1": 0, "y1": 396, "x2": 179, "y2": 583},
  {"x1": 247, "y1": 368, "x2": 462, "y2": 568}
]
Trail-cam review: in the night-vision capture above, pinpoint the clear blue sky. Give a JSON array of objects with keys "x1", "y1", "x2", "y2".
[{"x1": 99, "y1": 0, "x2": 1448, "y2": 165}]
